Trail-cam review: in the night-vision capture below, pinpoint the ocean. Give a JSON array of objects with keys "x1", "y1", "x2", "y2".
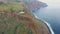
[{"x1": 33, "y1": 4, "x2": 60, "y2": 34}]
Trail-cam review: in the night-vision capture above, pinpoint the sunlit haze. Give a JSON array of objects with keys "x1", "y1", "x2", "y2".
[
  {"x1": 38, "y1": 0, "x2": 60, "y2": 6},
  {"x1": 38, "y1": 0, "x2": 60, "y2": 4},
  {"x1": 38, "y1": 0, "x2": 60, "y2": 8}
]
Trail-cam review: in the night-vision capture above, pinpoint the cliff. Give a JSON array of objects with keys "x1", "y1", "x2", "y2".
[
  {"x1": 0, "y1": 10, "x2": 50, "y2": 34},
  {"x1": 0, "y1": 2, "x2": 50, "y2": 34}
]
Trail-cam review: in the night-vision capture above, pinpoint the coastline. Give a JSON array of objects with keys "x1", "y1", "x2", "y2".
[
  {"x1": 33, "y1": 13, "x2": 55, "y2": 34},
  {"x1": 24, "y1": 8, "x2": 52, "y2": 34}
]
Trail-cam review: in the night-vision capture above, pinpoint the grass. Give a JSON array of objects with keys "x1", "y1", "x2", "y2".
[
  {"x1": 0, "y1": 2, "x2": 24, "y2": 12},
  {"x1": 0, "y1": 2, "x2": 49, "y2": 34}
]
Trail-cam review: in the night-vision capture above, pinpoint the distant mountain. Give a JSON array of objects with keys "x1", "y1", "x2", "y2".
[{"x1": 22, "y1": 0, "x2": 48, "y2": 11}]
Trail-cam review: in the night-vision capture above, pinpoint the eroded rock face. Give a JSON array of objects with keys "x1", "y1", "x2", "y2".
[
  {"x1": 0, "y1": 1, "x2": 4, "y2": 5},
  {"x1": 0, "y1": 2, "x2": 50, "y2": 34}
]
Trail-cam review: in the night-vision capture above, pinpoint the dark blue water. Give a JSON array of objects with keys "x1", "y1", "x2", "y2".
[{"x1": 33, "y1": 5, "x2": 60, "y2": 34}]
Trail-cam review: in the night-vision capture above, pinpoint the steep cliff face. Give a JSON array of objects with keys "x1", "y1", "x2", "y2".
[{"x1": 19, "y1": 0, "x2": 48, "y2": 11}]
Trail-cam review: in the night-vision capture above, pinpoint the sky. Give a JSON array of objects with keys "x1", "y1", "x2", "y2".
[
  {"x1": 38, "y1": 0, "x2": 60, "y2": 7},
  {"x1": 38, "y1": 0, "x2": 60, "y2": 4}
]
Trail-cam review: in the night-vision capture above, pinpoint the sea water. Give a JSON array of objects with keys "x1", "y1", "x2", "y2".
[{"x1": 33, "y1": 4, "x2": 60, "y2": 34}]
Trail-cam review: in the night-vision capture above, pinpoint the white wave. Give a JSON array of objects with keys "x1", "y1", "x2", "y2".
[{"x1": 33, "y1": 13, "x2": 55, "y2": 34}]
